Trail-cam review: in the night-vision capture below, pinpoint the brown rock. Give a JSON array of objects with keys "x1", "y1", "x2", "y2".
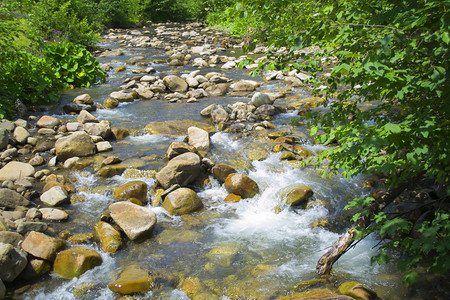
[
  {"x1": 53, "y1": 247, "x2": 102, "y2": 279},
  {"x1": 21, "y1": 231, "x2": 66, "y2": 261},
  {"x1": 211, "y1": 164, "x2": 236, "y2": 183},
  {"x1": 224, "y1": 173, "x2": 259, "y2": 199},
  {"x1": 162, "y1": 187, "x2": 203, "y2": 215},
  {"x1": 113, "y1": 180, "x2": 148, "y2": 203},
  {"x1": 95, "y1": 221, "x2": 123, "y2": 253},
  {"x1": 109, "y1": 202, "x2": 157, "y2": 240}
]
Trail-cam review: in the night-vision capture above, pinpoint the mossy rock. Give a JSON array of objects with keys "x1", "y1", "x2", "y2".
[
  {"x1": 338, "y1": 281, "x2": 378, "y2": 300},
  {"x1": 95, "y1": 221, "x2": 123, "y2": 253},
  {"x1": 162, "y1": 188, "x2": 203, "y2": 216},
  {"x1": 53, "y1": 247, "x2": 102, "y2": 279},
  {"x1": 108, "y1": 265, "x2": 155, "y2": 295},
  {"x1": 276, "y1": 288, "x2": 338, "y2": 299},
  {"x1": 278, "y1": 184, "x2": 314, "y2": 208},
  {"x1": 156, "y1": 229, "x2": 202, "y2": 244},
  {"x1": 67, "y1": 232, "x2": 95, "y2": 245}
]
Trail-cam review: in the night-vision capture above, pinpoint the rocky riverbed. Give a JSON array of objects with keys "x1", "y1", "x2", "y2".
[{"x1": 0, "y1": 22, "x2": 433, "y2": 300}]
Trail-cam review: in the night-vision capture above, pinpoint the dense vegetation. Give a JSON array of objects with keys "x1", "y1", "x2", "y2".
[
  {"x1": 1, "y1": 0, "x2": 448, "y2": 285},
  {"x1": 211, "y1": 0, "x2": 449, "y2": 283}
]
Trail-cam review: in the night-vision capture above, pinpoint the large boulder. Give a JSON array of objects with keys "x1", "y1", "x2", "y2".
[
  {"x1": 53, "y1": 247, "x2": 102, "y2": 279},
  {"x1": 224, "y1": 173, "x2": 260, "y2": 199},
  {"x1": 21, "y1": 231, "x2": 66, "y2": 261},
  {"x1": 55, "y1": 131, "x2": 96, "y2": 161},
  {"x1": 211, "y1": 164, "x2": 237, "y2": 183},
  {"x1": 95, "y1": 221, "x2": 123, "y2": 253},
  {"x1": 0, "y1": 188, "x2": 30, "y2": 208},
  {"x1": 162, "y1": 75, "x2": 188, "y2": 92},
  {"x1": 162, "y1": 188, "x2": 203, "y2": 215},
  {"x1": 108, "y1": 265, "x2": 155, "y2": 295},
  {"x1": 188, "y1": 126, "x2": 210, "y2": 152},
  {"x1": 166, "y1": 142, "x2": 197, "y2": 160},
  {"x1": 155, "y1": 152, "x2": 201, "y2": 189},
  {"x1": 109, "y1": 202, "x2": 156, "y2": 241},
  {"x1": 278, "y1": 184, "x2": 313, "y2": 207},
  {"x1": 0, "y1": 161, "x2": 35, "y2": 181},
  {"x1": 0, "y1": 243, "x2": 27, "y2": 282},
  {"x1": 113, "y1": 180, "x2": 148, "y2": 203}
]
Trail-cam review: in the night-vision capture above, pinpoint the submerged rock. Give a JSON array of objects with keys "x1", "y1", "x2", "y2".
[
  {"x1": 53, "y1": 247, "x2": 102, "y2": 279},
  {"x1": 109, "y1": 202, "x2": 156, "y2": 240},
  {"x1": 162, "y1": 187, "x2": 203, "y2": 215},
  {"x1": 108, "y1": 265, "x2": 155, "y2": 295},
  {"x1": 224, "y1": 173, "x2": 259, "y2": 199}
]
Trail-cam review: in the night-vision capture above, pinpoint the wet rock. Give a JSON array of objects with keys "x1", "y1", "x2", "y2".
[
  {"x1": 95, "y1": 221, "x2": 123, "y2": 253},
  {"x1": 110, "y1": 90, "x2": 135, "y2": 102},
  {"x1": 40, "y1": 186, "x2": 69, "y2": 206},
  {"x1": 102, "y1": 155, "x2": 122, "y2": 166},
  {"x1": 0, "y1": 128, "x2": 9, "y2": 150},
  {"x1": 108, "y1": 265, "x2": 155, "y2": 295},
  {"x1": 211, "y1": 105, "x2": 229, "y2": 123},
  {"x1": 13, "y1": 126, "x2": 30, "y2": 144},
  {"x1": 96, "y1": 141, "x2": 112, "y2": 152},
  {"x1": 37, "y1": 116, "x2": 60, "y2": 128},
  {"x1": 0, "y1": 243, "x2": 27, "y2": 282},
  {"x1": 99, "y1": 165, "x2": 128, "y2": 178},
  {"x1": 145, "y1": 120, "x2": 215, "y2": 136},
  {"x1": 77, "y1": 110, "x2": 98, "y2": 124},
  {"x1": 224, "y1": 193, "x2": 241, "y2": 202},
  {"x1": 188, "y1": 126, "x2": 210, "y2": 152},
  {"x1": 156, "y1": 229, "x2": 202, "y2": 244},
  {"x1": 276, "y1": 288, "x2": 339, "y2": 299},
  {"x1": 232, "y1": 80, "x2": 259, "y2": 92},
  {"x1": 113, "y1": 180, "x2": 148, "y2": 203},
  {"x1": 73, "y1": 94, "x2": 94, "y2": 105},
  {"x1": 255, "y1": 104, "x2": 276, "y2": 116},
  {"x1": 39, "y1": 208, "x2": 69, "y2": 221},
  {"x1": 67, "y1": 232, "x2": 95, "y2": 245},
  {"x1": 111, "y1": 127, "x2": 130, "y2": 139},
  {"x1": 53, "y1": 247, "x2": 102, "y2": 279},
  {"x1": 181, "y1": 277, "x2": 206, "y2": 298},
  {"x1": 35, "y1": 140, "x2": 54, "y2": 152},
  {"x1": 278, "y1": 185, "x2": 313, "y2": 207},
  {"x1": 21, "y1": 231, "x2": 66, "y2": 261},
  {"x1": 0, "y1": 161, "x2": 35, "y2": 181},
  {"x1": 25, "y1": 208, "x2": 42, "y2": 221},
  {"x1": 162, "y1": 187, "x2": 203, "y2": 216},
  {"x1": 63, "y1": 103, "x2": 96, "y2": 114},
  {"x1": 16, "y1": 221, "x2": 48, "y2": 234},
  {"x1": 338, "y1": 281, "x2": 378, "y2": 300},
  {"x1": 156, "y1": 152, "x2": 201, "y2": 189},
  {"x1": 211, "y1": 164, "x2": 237, "y2": 183},
  {"x1": 186, "y1": 76, "x2": 199, "y2": 88},
  {"x1": 135, "y1": 86, "x2": 155, "y2": 99},
  {"x1": 163, "y1": 75, "x2": 188, "y2": 92},
  {"x1": 249, "y1": 92, "x2": 274, "y2": 107},
  {"x1": 84, "y1": 121, "x2": 111, "y2": 139},
  {"x1": 0, "y1": 188, "x2": 30, "y2": 208},
  {"x1": 0, "y1": 232, "x2": 23, "y2": 247},
  {"x1": 166, "y1": 142, "x2": 197, "y2": 160},
  {"x1": 29, "y1": 154, "x2": 45, "y2": 166},
  {"x1": 224, "y1": 173, "x2": 259, "y2": 199},
  {"x1": 109, "y1": 201, "x2": 156, "y2": 240},
  {"x1": 205, "y1": 83, "x2": 229, "y2": 96},
  {"x1": 115, "y1": 66, "x2": 126, "y2": 72},
  {"x1": 19, "y1": 259, "x2": 51, "y2": 280},
  {"x1": 103, "y1": 98, "x2": 119, "y2": 109},
  {"x1": 55, "y1": 131, "x2": 96, "y2": 161},
  {"x1": 206, "y1": 243, "x2": 240, "y2": 266}
]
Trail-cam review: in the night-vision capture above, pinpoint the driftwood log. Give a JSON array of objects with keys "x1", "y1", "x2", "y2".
[{"x1": 316, "y1": 181, "x2": 410, "y2": 275}]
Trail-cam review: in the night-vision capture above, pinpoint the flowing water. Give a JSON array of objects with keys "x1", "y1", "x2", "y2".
[{"x1": 21, "y1": 25, "x2": 408, "y2": 299}]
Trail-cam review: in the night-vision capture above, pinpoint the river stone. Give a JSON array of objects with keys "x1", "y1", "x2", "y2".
[
  {"x1": 211, "y1": 105, "x2": 229, "y2": 123},
  {"x1": 40, "y1": 186, "x2": 69, "y2": 206},
  {"x1": 63, "y1": 103, "x2": 96, "y2": 114},
  {"x1": 19, "y1": 259, "x2": 51, "y2": 280},
  {"x1": 205, "y1": 83, "x2": 229, "y2": 96},
  {"x1": 188, "y1": 126, "x2": 210, "y2": 152},
  {"x1": 113, "y1": 180, "x2": 148, "y2": 203},
  {"x1": 0, "y1": 243, "x2": 28, "y2": 282},
  {"x1": 166, "y1": 142, "x2": 197, "y2": 160},
  {"x1": 35, "y1": 140, "x2": 54, "y2": 152},
  {"x1": 338, "y1": 281, "x2": 378, "y2": 300},
  {"x1": 232, "y1": 80, "x2": 259, "y2": 92},
  {"x1": 200, "y1": 104, "x2": 215, "y2": 117},
  {"x1": 111, "y1": 127, "x2": 130, "y2": 140},
  {"x1": 145, "y1": 120, "x2": 214, "y2": 136},
  {"x1": 0, "y1": 279, "x2": 4, "y2": 299},
  {"x1": 109, "y1": 202, "x2": 157, "y2": 240},
  {"x1": 278, "y1": 185, "x2": 313, "y2": 207},
  {"x1": 162, "y1": 188, "x2": 203, "y2": 216},
  {"x1": 95, "y1": 221, "x2": 122, "y2": 253},
  {"x1": 108, "y1": 265, "x2": 155, "y2": 295},
  {"x1": 136, "y1": 86, "x2": 155, "y2": 99},
  {"x1": 211, "y1": 164, "x2": 237, "y2": 183},
  {"x1": 96, "y1": 141, "x2": 112, "y2": 152},
  {"x1": 0, "y1": 120, "x2": 14, "y2": 131},
  {"x1": 37, "y1": 116, "x2": 60, "y2": 128},
  {"x1": 29, "y1": 154, "x2": 45, "y2": 166},
  {"x1": 0, "y1": 128, "x2": 9, "y2": 150},
  {"x1": 162, "y1": 75, "x2": 188, "y2": 92},
  {"x1": 73, "y1": 94, "x2": 93, "y2": 105},
  {"x1": 53, "y1": 247, "x2": 102, "y2": 279},
  {"x1": 0, "y1": 161, "x2": 35, "y2": 181},
  {"x1": 99, "y1": 165, "x2": 128, "y2": 178},
  {"x1": 224, "y1": 193, "x2": 241, "y2": 202},
  {"x1": 21, "y1": 231, "x2": 66, "y2": 261},
  {"x1": 156, "y1": 152, "x2": 201, "y2": 189},
  {"x1": 249, "y1": 92, "x2": 274, "y2": 107},
  {"x1": 0, "y1": 188, "x2": 30, "y2": 208},
  {"x1": 13, "y1": 126, "x2": 30, "y2": 144},
  {"x1": 99, "y1": 49, "x2": 124, "y2": 57},
  {"x1": 16, "y1": 221, "x2": 48, "y2": 234},
  {"x1": 224, "y1": 173, "x2": 259, "y2": 199},
  {"x1": 39, "y1": 208, "x2": 69, "y2": 221},
  {"x1": 277, "y1": 288, "x2": 339, "y2": 300},
  {"x1": 0, "y1": 232, "x2": 23, "y2": 247},
  {"x1": 104, "y1": 97, "x2": 119, "y2": 109},
  {"x1": 255, "y1": 104, "x2": 276, "y2": 116},
  {"x1": 84, "y1": 121, "x2": 111, "y2": 139},
  {"x1": 55, "y1": 131, "x2": 96, "y2": 161},
  {"x1": 77, "y1": 110, "x2": 98, "y2": 124},
  {"x1": 110, "y1": 91, "x2": 135, "y2": 102}
]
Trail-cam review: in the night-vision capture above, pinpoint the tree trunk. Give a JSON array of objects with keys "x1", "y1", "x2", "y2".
[{"x1": 316, "y1": 182, "x2": 409, "y2": 275}]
